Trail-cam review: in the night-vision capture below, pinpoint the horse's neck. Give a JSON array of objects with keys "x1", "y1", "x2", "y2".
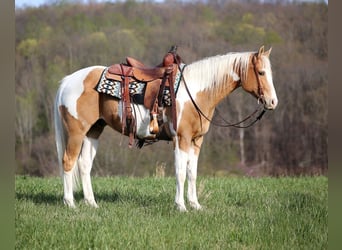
[{"x1": 185, "y1": 54, "x2": 244, "y2": 107}]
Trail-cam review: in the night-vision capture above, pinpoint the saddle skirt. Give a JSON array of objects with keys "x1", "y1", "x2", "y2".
[{"x1": 96, "y1": 65, "x2": 184, "y2": 107}]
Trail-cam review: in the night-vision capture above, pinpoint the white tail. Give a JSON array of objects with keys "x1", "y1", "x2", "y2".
[
  {"x1": 54, "y1": 79, "x2": 80, "y2": 191},
  {"x1": 54, "y1": 83, "x2": 65, "y2": 174}
]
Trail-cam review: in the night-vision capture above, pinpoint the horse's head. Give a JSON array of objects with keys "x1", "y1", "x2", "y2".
[{"x1": 242, "y1": 46, "x2": 278, "y2": 110}]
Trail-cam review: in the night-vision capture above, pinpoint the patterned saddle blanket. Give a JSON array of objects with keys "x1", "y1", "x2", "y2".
[{"x1": 96, "y1": 65, "x2": 184, "y2": 107}]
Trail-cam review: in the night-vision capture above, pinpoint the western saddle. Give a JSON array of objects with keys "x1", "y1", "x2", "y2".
[{"x1": 105, "y1": 46, "x2": 181, "y2": 147}]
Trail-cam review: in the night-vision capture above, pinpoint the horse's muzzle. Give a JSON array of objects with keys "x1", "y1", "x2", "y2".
[{"x1": 263, "y1": 97, "x2": 278, "y2": 110}]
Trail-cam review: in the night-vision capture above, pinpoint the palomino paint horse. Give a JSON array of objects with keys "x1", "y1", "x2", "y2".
[{"x1": 54, "y1": 46, "x2": 278, "y2": 211}]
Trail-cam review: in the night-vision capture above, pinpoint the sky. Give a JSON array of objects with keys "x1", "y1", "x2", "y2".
[
  {"x1": 15, "y1": 0, "x2": 44, "y2": 8},
  {"x1": 15, "y1": 0, "x2": 117, "y2": 8},
  {"x1": 15, "y1": 0, "x2": 163, "y2": 9},
  {"x1": 15, "y1": 0, "x2": 327, "y2": 9}
]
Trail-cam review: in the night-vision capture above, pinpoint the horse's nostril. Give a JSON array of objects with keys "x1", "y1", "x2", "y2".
[{"x1": 271, "y1": 98, "x2": 278, "y2": 108}]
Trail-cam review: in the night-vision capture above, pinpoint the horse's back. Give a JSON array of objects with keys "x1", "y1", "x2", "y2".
[
  {"x1": 56, "y1": 66, "x2": 106, "y2": 119},
  {"x1": 57, "y1": 65, "x2": 105, "y2": 98}
]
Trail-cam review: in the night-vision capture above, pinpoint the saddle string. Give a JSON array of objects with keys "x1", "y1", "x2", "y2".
[{"x1": 174, "y1": 54, "x2": 266, "y2": 129}]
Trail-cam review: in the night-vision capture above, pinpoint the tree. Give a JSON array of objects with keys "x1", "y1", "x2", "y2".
[{"x1": 15, "y1": 1, "x2": 327, "y2": 177}]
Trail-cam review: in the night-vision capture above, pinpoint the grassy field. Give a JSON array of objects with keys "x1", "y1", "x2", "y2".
[{"x1": 15, "y1": 175, "x2": 327, "y2": 249}]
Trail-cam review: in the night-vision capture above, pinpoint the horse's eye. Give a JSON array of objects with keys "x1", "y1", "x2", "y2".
[{"x1": 258, "y1": 71, "x2": 265, "y2": 76}]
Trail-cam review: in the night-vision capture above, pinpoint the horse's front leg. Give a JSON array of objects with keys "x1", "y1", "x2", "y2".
[
  {"x1": 187, "y1": 150, "x2": 202, "y2": 210},
  {"x1": 187, "y1": 137, "x2": 203, "y2": 210},
  {"x1": 174, "y1": 137, "x2": 189, "y2": 212}
]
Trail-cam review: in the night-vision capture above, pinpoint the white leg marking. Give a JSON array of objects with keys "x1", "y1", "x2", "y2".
[
  {"x1": 174, "y1": 138, "x2": 188, "y2": 212},
  {"x1": 187, "y1": 148, "x2": 202, "y2": 210},
  {"x1": 63, "y1": 170, "x2": 76, "y2": 208},
  {"x1": 78, "y1": 137, "x2": 99, "y2": 208}
]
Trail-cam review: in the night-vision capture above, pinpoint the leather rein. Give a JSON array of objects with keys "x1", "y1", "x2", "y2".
[{"x1": 175, "y1": 53, "x2": 266, "y2": 129}]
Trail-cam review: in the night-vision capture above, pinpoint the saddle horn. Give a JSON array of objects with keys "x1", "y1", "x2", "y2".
[{"x1": 169, "y1": 45, "x2": 177, "y2": 54}]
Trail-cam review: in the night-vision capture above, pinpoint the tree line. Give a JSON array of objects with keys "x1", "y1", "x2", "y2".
[{"x1": 15, "y1": 0, "x2": 327, "y2": 177}]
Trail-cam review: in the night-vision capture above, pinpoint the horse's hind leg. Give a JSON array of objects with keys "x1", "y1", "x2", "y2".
[
  {"x1": 78, "y1": 137, "x2": 99, "y2": 207},
  {"x1": 63, "y1": 133, "x2": 84, "y2": 208},
  {"x1": 78, "y1": 119, "x2": 105, "y2": 207}
]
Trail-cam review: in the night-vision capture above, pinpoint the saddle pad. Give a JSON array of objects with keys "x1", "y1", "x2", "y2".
[
  {"x1": 96, "y1": 68, "x2": 144, "y2": 99},
  {"x1": 96, "y1": 64, "x2": 185, "y2": 106}
]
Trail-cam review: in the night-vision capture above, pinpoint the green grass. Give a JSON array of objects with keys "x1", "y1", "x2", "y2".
[{"x1": 15, "y1": 176, "x2": 327, "y2": 249}]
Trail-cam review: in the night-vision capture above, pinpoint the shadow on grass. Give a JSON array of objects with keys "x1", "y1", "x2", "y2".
[
  {"x1": 95, "y1": 189, "x2": 172, "y2": 208},
  {"x1": 15, "y1": 189, "x2": 172, "y2": 209},
  {"x1": 15, "y1": 191, "x2": 62, "y2": 205}
]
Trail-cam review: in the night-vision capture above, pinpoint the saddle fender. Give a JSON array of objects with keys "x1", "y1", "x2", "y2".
[{"x1": 144, "y1": 79, "x2": 161, "y2": 110}]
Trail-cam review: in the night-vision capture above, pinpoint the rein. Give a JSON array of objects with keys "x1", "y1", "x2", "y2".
[{"x1": 175, "y1": 54, "x2": 266, "y2": 129}]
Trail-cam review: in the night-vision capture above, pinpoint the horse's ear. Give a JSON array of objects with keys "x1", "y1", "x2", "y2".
[
  {"x1": 264, "y1": 47, "x2": 272, "y2": 57},
  {"x1": 257, "y1": 45, "x2": 265, "y2": 57}
]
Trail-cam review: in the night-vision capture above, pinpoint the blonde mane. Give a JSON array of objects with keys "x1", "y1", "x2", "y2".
[{"x1": 186, "y1": 52, "x2": 253, "y2": 96}]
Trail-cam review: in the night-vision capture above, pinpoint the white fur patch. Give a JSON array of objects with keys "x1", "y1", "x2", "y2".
[
  {"x1": 134, "y1": 104, "x2": 153, "y2": 138},
  {"x1": 57, "y1": 66, "x2": 105, "y2": 119},
  {"x1": 261, "y1": 55, "x2": 278, "y2": 102}
]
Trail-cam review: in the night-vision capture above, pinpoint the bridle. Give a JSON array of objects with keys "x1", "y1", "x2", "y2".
[
  {"x1": 175, "y1": 52, "x2": 267, "y2": 129},
  {"x1": 252, "y1": 54, "x2": 265, "y2": 105}
]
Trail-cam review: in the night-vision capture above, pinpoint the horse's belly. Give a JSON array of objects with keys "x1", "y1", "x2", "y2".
[{"x1": 134, "y1": 104, "x2": 154, "y2": 139}]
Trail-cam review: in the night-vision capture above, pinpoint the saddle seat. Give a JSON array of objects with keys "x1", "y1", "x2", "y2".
[
  {"x1": 126, "y1": 56, "x2": 146, "y2": 68},
  {"x1": 107, "y1": 63, "x2": 173, "y2": 82}
]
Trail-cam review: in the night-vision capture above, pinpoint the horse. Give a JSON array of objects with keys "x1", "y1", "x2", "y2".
[{"x1": 54, "y1": 45, "x2": 278, "y2": 211}]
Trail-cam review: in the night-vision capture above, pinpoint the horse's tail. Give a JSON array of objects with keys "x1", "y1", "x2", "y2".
[
  {"x1": 54, "y1": 82, "x2": 65, "y2": 175},
  {"x1": 54, "y1": 77, "x2": 80, "y2": 188}
]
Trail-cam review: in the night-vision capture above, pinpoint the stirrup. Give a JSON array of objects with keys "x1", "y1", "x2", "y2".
[
  {"x1": 149, "y1": 114, "x2": 159, "y2": 134},
  {"x1": 157, "y1": 107, "x2": 164, "y2": 124}
]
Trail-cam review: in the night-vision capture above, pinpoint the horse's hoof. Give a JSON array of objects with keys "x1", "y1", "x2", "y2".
[
  {"x1": 175, "y1": 203, "x2": 188, "y2": 212},
  {"x1": 85, "y1": 199, "x2": 99, "y2": 208},
  {"x1": 63, "y1": 198, "x2": 76, "y2": 208},
  {"x1": 190, "y1": 202, "x2": 203, "y2": 210}
]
